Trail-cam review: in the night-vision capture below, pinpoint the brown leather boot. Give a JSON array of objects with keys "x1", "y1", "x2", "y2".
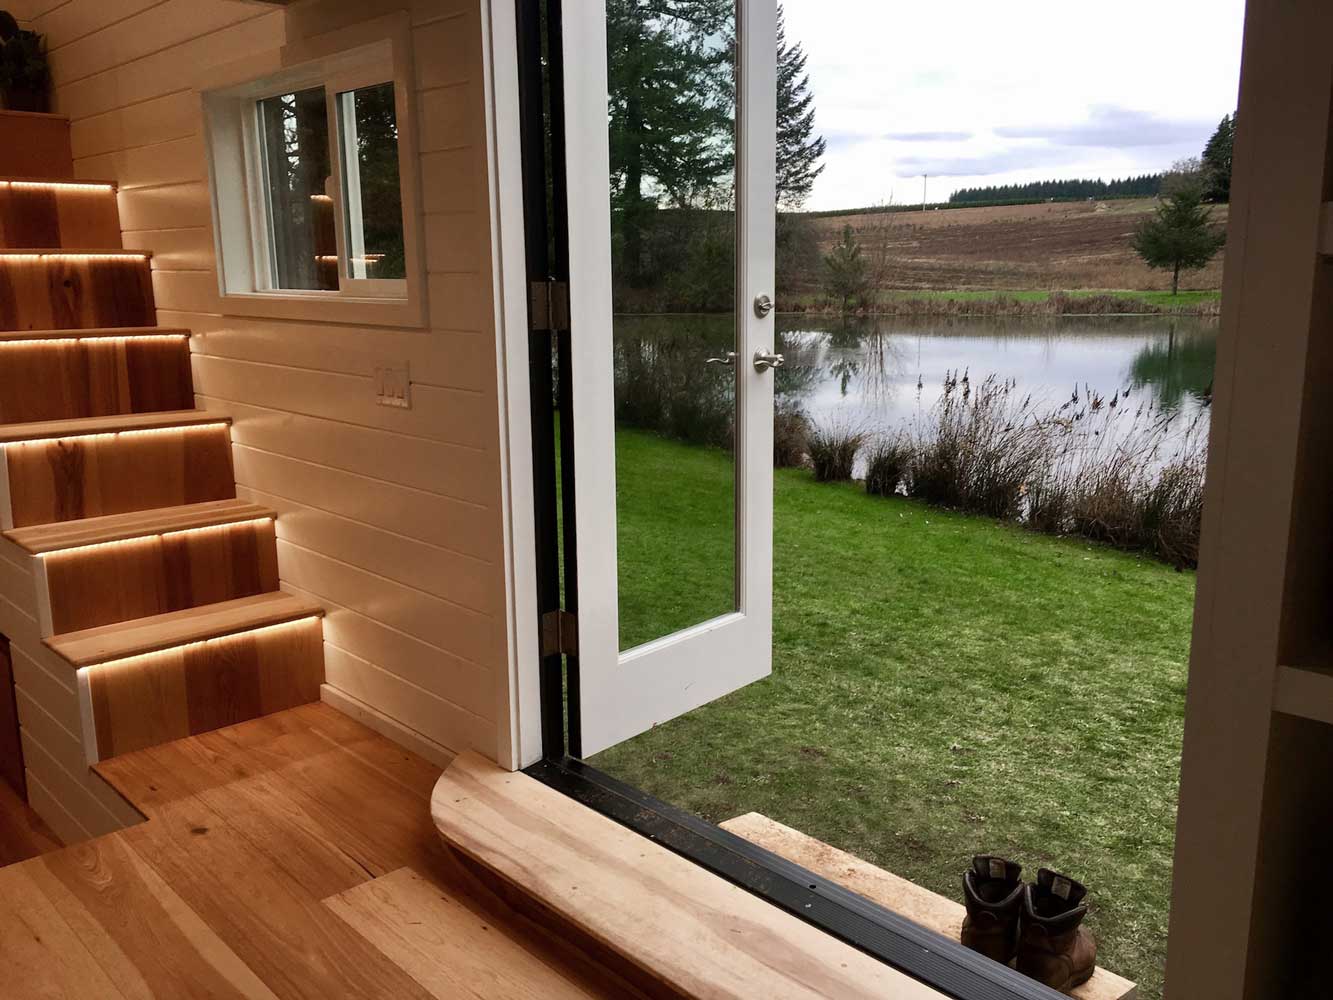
[
  {"x1": 1017, "y1": 869, "x2": 1097, "y2": 993},
  {"x1": 961, "y1": 855, "x2": 1024, "y2": 964}
]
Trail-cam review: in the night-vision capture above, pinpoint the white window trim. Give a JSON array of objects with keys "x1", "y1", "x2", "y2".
[{"x1": 201, "y1": 13, "x2": 426, "y2": 328}]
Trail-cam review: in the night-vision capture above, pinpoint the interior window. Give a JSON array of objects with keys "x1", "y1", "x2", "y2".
[
  {"x1": 257, "y1": 86, "x2": 336, "y2": 291},
  {"x1": 336, "y1": 82, "x2": 406, "y2": 281}
]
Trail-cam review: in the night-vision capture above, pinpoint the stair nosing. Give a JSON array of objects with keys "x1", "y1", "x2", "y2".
[
  {"x1": 0, "y1": 175, "x2": 117, "y2": 189},
  {"x1": 3, "y1": 500, "x2": 276, "y2": 555},
  {"x1": 0, "y1": 326, "x2": 188, "y2": 342},
  {"x1": 0, "y1": 410, "x2": 229, "y2": 444},
  {"x1": 0, "y1": 247, "x2": 151, "y2": 257},
  {"x1": 46, "y1": 593, "x2": 325, "y2": 669}
]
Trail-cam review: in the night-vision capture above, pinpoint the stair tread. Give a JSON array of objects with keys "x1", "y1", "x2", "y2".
[
  {"x1": 4, "y1": 499, "x2": 274, "y2": 555},
  {"x1": 719, "y1": 813, "x2": 1138, "y2": 1000},
  {"x1": 0, "y1": 326, "x2": 187, "y2": 342},
  {"x1": 0, "y1": 410, "x2": 227, "y2": 443},
  {"x1": 0, "y1": 247, "x2": 149, "y2": 257},
  {"x1": 46, "y1": 592, "x2": 324, "y2": 668},
  {"x1": 0, "y1": 175, "x2": 116, "y2": 187}
]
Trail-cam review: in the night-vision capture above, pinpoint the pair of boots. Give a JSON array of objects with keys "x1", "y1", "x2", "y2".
[{"x1": 961, "y1": 855, "x2": 1097, "y2": 994}]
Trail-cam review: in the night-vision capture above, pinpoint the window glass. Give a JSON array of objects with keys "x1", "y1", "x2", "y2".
[
  {"x1": 337, "y1": 82, "x2": 407, "y2": 280},
  {"x1": 257, "y1": 87, "x2": 337, "y2": 291}
]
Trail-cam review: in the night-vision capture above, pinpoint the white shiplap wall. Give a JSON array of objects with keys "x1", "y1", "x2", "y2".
[{"x1": 20, "y1": 0, "x2": 507, "y2": 782}]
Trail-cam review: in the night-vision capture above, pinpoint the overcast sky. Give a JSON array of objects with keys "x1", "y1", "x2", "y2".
[{"x1": 781, "y1": 0, "x2": 1248, "y2": 210}]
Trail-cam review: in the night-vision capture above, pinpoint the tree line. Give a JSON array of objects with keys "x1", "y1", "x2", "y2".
[{"x1": 950, "y1": 174, "x2": 1164, "y2": 205}]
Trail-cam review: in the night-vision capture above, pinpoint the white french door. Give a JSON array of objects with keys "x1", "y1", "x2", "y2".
[{"x1": 563, "y1": 0, "x2": 777, "y2": 757}]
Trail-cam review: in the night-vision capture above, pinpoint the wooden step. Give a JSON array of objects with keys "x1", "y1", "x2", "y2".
[
  {"x1": 0, "y1": 325, "x2": 187, "y2": 342},
  {"x1": 0, "y1": 409, "x2": 225, "y2": 444},
  {"x1": 30, "y1": 509, "x2": 279, "y2": 637},
  {"x1": 47, "y1": 592, "x2": 322, "y2": 668},
  {"x1": 0, "y1": 330, "x2": 192, "y2": 425},
  {"x1": 48, "y1": 594, "x2": 325, "y2": 761},
  {"x1": 0, "y1": 180, "x2": 121, "y2": 249},
  {"x1": 720, "y1": 813, "x2": 1138, "y2": 1000},
  {"x1": 4, "y1": 499, "x2": 273, "y2": 555},
  {"x1": 431, "y1": 753, "x2": 948, "y2": 1000},
  {"x1": 1, "y1": 412, "x2": 235, "y2": 529},
  {"x1": 0, "y1": 111, "x2": 73, "y2": 179},
  {"x1": 0, "y1": 250, "x2": 154, "y2": 330}
]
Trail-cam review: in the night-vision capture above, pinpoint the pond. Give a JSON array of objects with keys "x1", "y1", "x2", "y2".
[{"x1": 613, "y1": 313, "x2": 1219, "y2": 447}]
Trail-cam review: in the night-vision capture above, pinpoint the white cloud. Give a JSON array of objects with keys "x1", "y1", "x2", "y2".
[{"x1": 781, "y1": 0, "x2": 1247, "y2": 209}]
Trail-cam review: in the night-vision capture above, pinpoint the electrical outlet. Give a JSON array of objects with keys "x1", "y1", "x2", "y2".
[{"x1": 375, "y1": 362, "x2": 412, "y2": 409}]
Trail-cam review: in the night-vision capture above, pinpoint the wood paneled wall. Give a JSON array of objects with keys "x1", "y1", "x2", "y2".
[
  {"x1": 42, "y1": 519, "x2": 279, "y2": 634},
  {"x1": 0, "y1": 256, "x2": 156, "y2": 330},
  {"x1": 4, "y1": 425, "x2": 236, "y2": 527},
  {"x1": 0, "y1": 337, "x2": 194, "y2": 424},
  {"x1": 29, "y1": 0, "x2": 507, "y2": 762}
]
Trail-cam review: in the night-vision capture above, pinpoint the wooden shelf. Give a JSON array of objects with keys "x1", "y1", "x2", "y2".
[
  {"x1": 1274, "y1": 662, "x2": 1333, "y2": 725},
  {"x1": 0, "y1": 248, "x2": 149, "y2": 258},
  {"x1": 3, "y1": 499, "x2": 275, "y2": 555},
  {"x1": 46, "y1": 592, "x2": 323, "y2": 668},
  {"x1": 0, "y1": 410, "x2": 226, "y2": 444},
  {"x1": 0, "y1": 176, "x2": 117, "y2": 189}
]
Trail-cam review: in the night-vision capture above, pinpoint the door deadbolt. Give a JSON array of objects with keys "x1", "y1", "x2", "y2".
[{"x1": 753, "y1": 294, "x2": 774, "y2": 318}]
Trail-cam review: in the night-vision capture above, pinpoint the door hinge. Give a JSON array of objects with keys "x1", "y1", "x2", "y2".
[
  {"x1": 530, "y1": 279, "x2": 570, "y2": 332},
  {"x1": 541, "y1": 609, "x2": 579, "y2": 658}
]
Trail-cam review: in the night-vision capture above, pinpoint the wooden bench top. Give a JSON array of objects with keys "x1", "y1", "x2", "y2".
[{"x1": 720, "y1": 812, "x2": 1138, "y2": 1000}]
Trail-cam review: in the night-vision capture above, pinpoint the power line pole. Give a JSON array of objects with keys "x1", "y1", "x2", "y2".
[{"x1": 922, "y1": 174, "x2": 928, "y2": 212}]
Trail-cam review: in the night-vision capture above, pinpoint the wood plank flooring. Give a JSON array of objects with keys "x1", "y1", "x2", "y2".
[
  {"x1": 0, "y1": 704, "x2": 631, "y2": 999},
  {"x1": 0, "y1": 777, "x2": 62, "y2": 866}
]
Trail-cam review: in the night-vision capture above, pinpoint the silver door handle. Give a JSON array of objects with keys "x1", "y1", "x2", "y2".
[
  {"x1": 706, "y1": 352, "x2": 737, "y2": 366},
  {"x1": 753, "y1": 350, "x2": 784, "y2": 372}
]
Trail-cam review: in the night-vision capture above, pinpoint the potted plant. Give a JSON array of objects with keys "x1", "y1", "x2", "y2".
[{"x1": 0, "y1": 10, "x2": 50, "y2": 113}]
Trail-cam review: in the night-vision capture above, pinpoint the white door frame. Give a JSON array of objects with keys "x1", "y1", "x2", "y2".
[{"x1": 482, "y1": 0, "x2": 544, "y2": 770}]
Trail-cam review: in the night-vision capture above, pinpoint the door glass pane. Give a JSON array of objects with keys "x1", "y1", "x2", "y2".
[
  {"x1": 336, "y1": 82, "x2": 407, "y2": 280},
  {"x1": 608, "y1": 1, "x2": 739, "y2": 652},
  {"x1": 257, "y1": 87, "x2": 337, "y2": 291}
]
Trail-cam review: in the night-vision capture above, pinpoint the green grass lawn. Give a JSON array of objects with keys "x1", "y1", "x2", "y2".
[{"x1": 595, "y1": 428, "x2": 1193, "y2": 999}]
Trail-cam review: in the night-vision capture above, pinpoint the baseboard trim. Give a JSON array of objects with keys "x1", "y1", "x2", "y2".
[{"x1": 320, "y1": 683, "x2": 456, "y2": 771}]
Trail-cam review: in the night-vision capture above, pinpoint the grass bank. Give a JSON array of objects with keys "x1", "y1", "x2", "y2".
[
  {"x1": 597, "y1": 428, "x2": 1192, "y2": 1000},
  {"x1": 782, "y1": 288, "x2": 1221, "y2": 317}
]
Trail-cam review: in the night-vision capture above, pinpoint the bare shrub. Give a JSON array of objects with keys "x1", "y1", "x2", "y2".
[
  {"x1": 864, "y1": 436, "x2": 912, "y2": 497},
  {"x1": 906, "y1": 372, "x2": 1046, "y2": 519},
  {"x1": 808, "y1": 420, "x2": 867, "y2": 482},
  {"x1": 774, "y1": 403, "x2": 811, "y2": 468},
  {"x1": 899, "y1": 374, "x2": 1210, "y2": 567}
]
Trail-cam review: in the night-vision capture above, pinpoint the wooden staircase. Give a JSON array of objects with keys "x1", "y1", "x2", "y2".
[{"x1": 0, "y1": 119, "x2": 325, "y2": 770}]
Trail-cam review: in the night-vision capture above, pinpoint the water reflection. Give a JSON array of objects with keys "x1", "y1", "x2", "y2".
[{"x1": 613, "y1": 313, "x2": 1219, "y2": 448}]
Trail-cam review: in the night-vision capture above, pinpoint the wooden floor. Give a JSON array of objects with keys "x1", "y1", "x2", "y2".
[
  {"x1": 0, "y1": 779, "x2": 62, "y2": 867},
  {"x1": 0, "y1": 705, "x2": 631, "y2": 999}
]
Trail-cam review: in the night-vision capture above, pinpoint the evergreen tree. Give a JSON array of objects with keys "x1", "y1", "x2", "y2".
[
  {"x1": 1201, "y1": 113, "x2": 1236, "y2": 203},
  {"x1": 1132, "y1": 182, "x2": 1226, "y2": 295},
  {"x1": 607, "y1": 0, "x2": 735, "y2": 286},
  {"x1": 775, "y1": 5, "x2": 825, "y2": 209},
  {"x1": 823, "y1": 225, "x2": 869, "y2": 312}
]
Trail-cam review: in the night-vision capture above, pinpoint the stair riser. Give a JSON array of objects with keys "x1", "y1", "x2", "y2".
[
  {"x1": 1, "y1": 424, "x2": 235, "y2": 529},
  {"x1": 0, "y1": 337, "x2": 192, "y2": 424},
  {"x1": 0, "y1": 113, "x2": 73, "y2": 180},
  {"x1": 84, "y1": 616, "x2": 324, "y2": 761},
  {"x1": 38, "y1": 519, "x2": 279, "y2": 636},
  {"x1": 0, "y1": 255, "x2": 155, "y2": 330},
  {"x1": 0, "y1": 184, "x2": 121, "y2": 249}
]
